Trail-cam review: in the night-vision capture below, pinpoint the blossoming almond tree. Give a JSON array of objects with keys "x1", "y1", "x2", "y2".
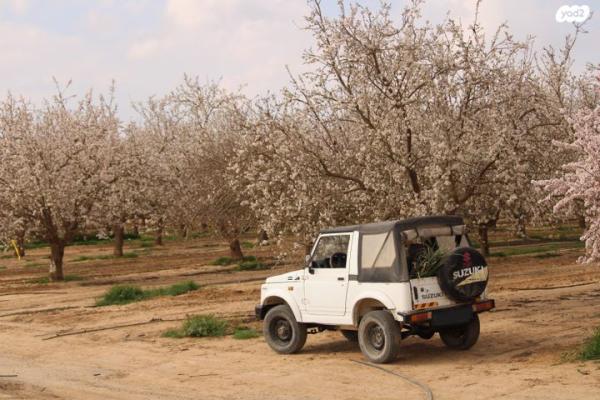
[
  {"x1": 136, "y1": 77, "x2": 254, "y2": 259},
  {"x1": 538, "y1": 77, "x2": 600, "y2": 262},
  {"x1": 234, "y1": 0, "x2": 586, "y2": 254},
  {"x1": 0, "y1": 87, "x2": 120, "y2": 280}
]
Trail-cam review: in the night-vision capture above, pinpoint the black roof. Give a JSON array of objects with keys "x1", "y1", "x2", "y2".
[{"x1": 320, "y1": 215, "x2": 464, "y2": 234}]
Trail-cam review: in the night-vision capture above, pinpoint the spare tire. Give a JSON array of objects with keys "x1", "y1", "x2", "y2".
[{"x1": 437, "y1": 247, "x2": 488, "y2": 302}]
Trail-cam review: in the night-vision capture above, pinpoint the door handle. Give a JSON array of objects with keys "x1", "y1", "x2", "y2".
[{"x1": 337, "y1": 277, "x2": 345, "y2": 281}]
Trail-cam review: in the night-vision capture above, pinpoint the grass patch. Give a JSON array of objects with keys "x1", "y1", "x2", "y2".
[
  {"x1": 95, "y1": 280, "x2": 199, "y2": 306},
  {"x1": 74, "y1": 252, "x2": 138, "y2": 262},
  {"x1": 241, "y1": 241, "x2": 255, "y2": 249},
  {"x1": 0, "y1": 266, "x2": 5, "y2": 270},
  {"x1": 24, "y1": 241, "x2": 50, "y2": 250},
  {"x1": 0, "y1": 254, "x2": 14, "y2": 259},
  {"x1": 236, "y1": 259, "x2": 268, "y2": 271},
  {"x1": 25, "y1": 262, "x2": 47, "y2": 268},
  {"x1": 28, "y1": 274, "x2": 83, "y2": 284},
  {"x1": 29, "y1": 277, "x2": 50, "y2": 284},
  {"x1": 162, "y1": 314, "x2": 228, "y2": 338},
  {"x1": 533, "y1": 252, "x2": 561, "y2": 259},
  {"x1": 490, "y1": 241, "x2": 584, "y2": 258},
  {"x1": 212, "y1": 255, "x2": 257, "y2": 266},
  {"x1": 212, "y1": 256, "x2": 234, "y2": 266},
  {"x1": 143, "y1": 280, "x2": 200, "y2": 298},
  {"x1": 579, "y1": 328, "x2": 600, "y2": 361},
  {"x1": 64, "y1": 274, "x2": 84, "y2": 282},
  {"x1": 121, "y1": 252, "x2": 139, "y2": 258},
  {"x1": 96, "y1": 285, "x2": 145, "y2": 305},
  {"x1": 139, "y1": 241, "x2": 154, "y2": 248},
  {"x1": 233, "y1": 326, "x2": 260, "y2": 340}
]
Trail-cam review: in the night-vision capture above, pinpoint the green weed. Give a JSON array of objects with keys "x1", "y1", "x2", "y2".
[
  {"x1": 163, "y1": 315, "x2": 228, "y2": 338},
  {"x1": 580, "y1": 328, "x2": 600, "y2": 361},
  {"x1": 236, "y1": 259, "x2": 268, "y2": 271},
  {"x1": 74, "y1": 252, "x2": 138, "y2": 262},
  {"x1": 96, "y1": 281, "x2": 199, "y2": 306},
  {"x1": 233, "y1": 326, "x2": 260, "y2": 340},
  {"x1": 29, "y1": 277, "x2": 50, "y2": 284}
]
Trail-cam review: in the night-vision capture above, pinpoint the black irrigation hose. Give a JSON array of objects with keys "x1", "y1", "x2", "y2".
[{"x1": 350, "y1": 359, "x2": 433, "y2": 400}]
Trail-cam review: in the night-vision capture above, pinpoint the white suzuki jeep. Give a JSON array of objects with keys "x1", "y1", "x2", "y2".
[{"x1": 255, "y1": 216, "x2": 495, "y2": 363}]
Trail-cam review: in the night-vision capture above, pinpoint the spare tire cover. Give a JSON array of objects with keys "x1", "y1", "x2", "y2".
[{"x1": 437, "y1": 247, "x2": 488, "y2": 302}]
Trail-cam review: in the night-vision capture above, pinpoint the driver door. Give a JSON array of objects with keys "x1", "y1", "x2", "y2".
[{"x1": 303, "y1": 233, "x2": 351, "y2": 316}]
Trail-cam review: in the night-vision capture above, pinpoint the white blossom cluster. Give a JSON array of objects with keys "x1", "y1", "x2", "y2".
[{"x1": 538, "y1": 77, "x2": 600, "y2": 262}]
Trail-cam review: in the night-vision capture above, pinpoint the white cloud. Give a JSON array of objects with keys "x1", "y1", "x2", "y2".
[
  {"x1": 127, "y1": 0, "x2": 313, "y2": 97},
  {"x1": 1, "y1": 0, "x2": 29, "y2": 15},
  {"x1": 165, "y1": 0, "x2": 236, "y2": 29}
]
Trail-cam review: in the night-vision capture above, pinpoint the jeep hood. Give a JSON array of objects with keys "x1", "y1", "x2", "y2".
[{"x1": 265, "y1": 269, "x2": 304, "y2": 283}]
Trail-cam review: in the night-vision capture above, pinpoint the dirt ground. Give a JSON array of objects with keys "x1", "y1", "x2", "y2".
[{"x1": 0, "y1": 237, "x2": 599, "y2": 400}]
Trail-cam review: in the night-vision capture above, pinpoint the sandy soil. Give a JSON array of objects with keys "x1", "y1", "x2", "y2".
[{"x1": 0, "y1": 238, "x2": 599, "y2": 399}]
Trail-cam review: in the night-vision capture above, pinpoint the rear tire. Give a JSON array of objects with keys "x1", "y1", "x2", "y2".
[
  {"x1": 263, "y1": 305, "x2": 307, "y2": 354},
  {"x1": 439, "y1": 314, "x2": 480, "y2": 350},
  {"x1": 341, "y1": 329, "x2": 358, "y2": 342},
  {"x1": 358, "y1": 310, "x2": 400, "y2": 364}
]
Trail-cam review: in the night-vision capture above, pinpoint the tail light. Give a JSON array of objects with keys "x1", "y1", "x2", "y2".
[
  {"x1": 472, "y1": 299, "x2": 495, "y2": 313},
  {"x1": 408, "y1": 311, "x2": 432, "y2": 324}
]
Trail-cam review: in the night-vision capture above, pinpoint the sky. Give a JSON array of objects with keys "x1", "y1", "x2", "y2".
[{"x1": 0, "y1": 0, "x2": 597, "y2": 120}]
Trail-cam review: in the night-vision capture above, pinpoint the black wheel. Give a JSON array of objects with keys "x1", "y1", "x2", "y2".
[
  {"x1": 358, "y1": 310, "x2": 400, "y2": 364},
  {"x1": 341, "y1": 329, "x2": 358, "y2": 342},
  {"x1": 439, "y1": 314, "x2": 480, "y2": 350},
  {"x1": 263, "y1": 305, "x2": 307, "y2": 354},
  {"x1": 416, "y1": 327, "x2": 435, "y2": 340}
]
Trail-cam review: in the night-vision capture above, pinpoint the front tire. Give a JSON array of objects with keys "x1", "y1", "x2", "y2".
[
  {"x1": 358, "y1": 310, "x2": 401, "y2": 364},
  {"x1": 439, "y1": 314, "x2": 480, "y2": 350},
  {"x1": 263, "y1": 305, "x2": 307, "y2": 354}
]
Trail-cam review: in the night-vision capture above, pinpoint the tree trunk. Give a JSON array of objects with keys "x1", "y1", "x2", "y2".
[
  {"x1": 515, "y1": 215, "x2": 528, "y2": 239},
  {"x1": 478, "y1": 224, "x2": 490, "y2": 257},
  {"x1": 155, "y1": 219, "x2": 164, "y2": 246},
  {"x1": 15, "y1": 232, "x2": 25, "y2": 257},
  {"x1": 257, "y1": 229, "x2": 268, "y2": 244},
  {"x1": 113, "y1": 224, "x2": 124, "y2": 257},
  {"x1": 132, "y1": 225, "x2": 140, "y2": 238},
  {"x1": 577, "y1": 214, "x2": 586, "y2": 229},
  {"x1": 49, "y1": 241, "x2": 65, "y2": 281},
  {"x1": 177, "y1": 224, "x2": 188, "y2": 240},
  {"x1": 229, "y1": 238, "x2": 243, "y2": 260}
]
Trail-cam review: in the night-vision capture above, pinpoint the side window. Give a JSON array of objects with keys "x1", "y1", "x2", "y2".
[{"x1": 311, "y1": 235, "x2": 350, "y2": 269}]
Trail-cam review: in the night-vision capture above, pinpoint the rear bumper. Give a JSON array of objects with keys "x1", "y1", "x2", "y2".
[{"x1": 398, "y1": 299, "x2": 495, "y2": 328}]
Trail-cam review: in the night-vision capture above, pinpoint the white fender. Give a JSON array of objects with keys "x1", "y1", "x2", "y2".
[
  {"x1": 350, "y1": 290, "x2": 396, "y2": 324},
  {"x1": 261, "y1": 288, "x2": 302, "y2": 321}
]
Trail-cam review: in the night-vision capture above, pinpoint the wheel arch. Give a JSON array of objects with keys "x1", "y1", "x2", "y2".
[
  {"x1": 261, "y1": 291, "x2": 302, "y2": 321},
  {"x1": 352, "y1": 293, "x2": 395, "y2": 326}
]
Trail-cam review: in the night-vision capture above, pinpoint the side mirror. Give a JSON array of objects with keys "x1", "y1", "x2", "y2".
[
  {"x1": 305, "y1": 254, "x2": 311, "y2": 264},
  {"x1": 308, "y1": 260, "x2": 317, "y2": 274}
]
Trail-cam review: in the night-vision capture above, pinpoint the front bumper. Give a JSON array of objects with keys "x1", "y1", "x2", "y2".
[
  {"x1": 398, "y1": 299, "x2": 495, "y2": 328},
  {"x1": 255, "y1": 304, "x2": 265, "y2": 320}
]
